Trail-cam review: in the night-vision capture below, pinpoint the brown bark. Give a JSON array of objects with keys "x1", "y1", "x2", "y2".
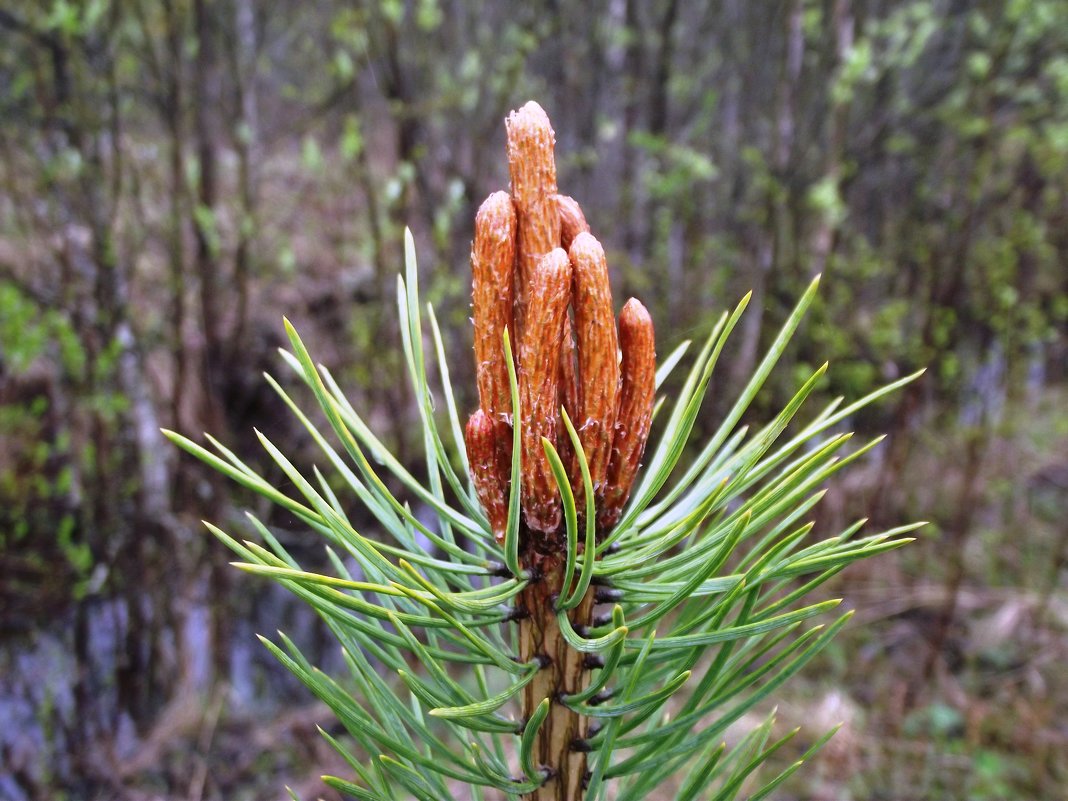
[{"x1": 519, "y1": 560, "x2": 595, "y2": 801}]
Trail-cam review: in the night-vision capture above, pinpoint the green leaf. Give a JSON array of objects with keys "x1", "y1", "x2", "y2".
[
  {"x1": 564, "y1": 606, "x2": 627, "y2": 705},
  {"x1": 430, "y1": 666, "x2": 539, "y2": 719},
  {"x1": 519, "y1": 698, "x2": 551, "y2": 783},
  {"x1": 571, "y1": 670, "x2": 690, "y2": 719},
  {"x1": 541, "y1": 435, "x2": 579, "y2": 603},
  {"x1": 557, "y1": 409, "x2": 597, "y2": 611},
  {"x1": 502, "y1": 328, "x2": 524, "y2": 578},
  {"x1": 322, "y1": 775, "x2": 383, "y2": 800}
]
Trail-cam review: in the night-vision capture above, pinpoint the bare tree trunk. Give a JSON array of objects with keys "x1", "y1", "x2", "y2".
[
  {"x1": 192, "y1": 0, "x2": 231, "y2": 685},
  {"x1": 229, "y1": 0, "x2": 259, "y2": 351},
  {"x1": 619, "y1": 0, "x2": 643, "y2": 262},
  {"x1": 158, "y1": 0, "x2": 189, "y2": 433},
  {"x1": 192, "y1": 0, "x2": 225, "y2": 434},
  {"x1": 733, "y1": 0, "x2": 804, "y2": 387},
  {"x1": 809, "y1": 0, "x2": 854, "y2": 276}
]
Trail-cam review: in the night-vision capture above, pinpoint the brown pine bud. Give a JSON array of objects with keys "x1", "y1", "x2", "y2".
[
  {"x1": 507, "y1": 102, "x2": 560, "y2": 337},
  {"x1": 466, "y1": 409, "x2": 509, "y2": 543},
  {"x1": 558, "y1": 314, "x2": 580, "y2": 430},
  {"x1": 569, "y1": 233, "x2": 619, "y2": 503},
  {"x1": 471, "y1": 191, "x2": 517, "y2": 423},
  {"x1": 557, "y1": 314, "x2": 579, "y2": 470},
  {"x1": 519, "y1": 248, "x2": 572, "y2": 533},
  {"x1": 599, "y1": 298, "x2": 656, "y2": 531},
  {"x1": 556, "y1": 194, "x2": 590, "y2": 251}
]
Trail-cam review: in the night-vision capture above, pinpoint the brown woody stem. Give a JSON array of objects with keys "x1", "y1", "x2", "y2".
[{"x1": 519, "y1": 543, "x2": 594, "y2": 801}]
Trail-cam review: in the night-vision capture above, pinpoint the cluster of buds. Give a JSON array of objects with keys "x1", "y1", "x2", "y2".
[{"x1": 465, "y1": 101, "x2": 656, "y2": 562}]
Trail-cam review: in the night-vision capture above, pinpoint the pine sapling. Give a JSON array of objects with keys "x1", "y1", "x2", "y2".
[{"x1": 167, "y1": 100, "x2": 923, "y2": 801}]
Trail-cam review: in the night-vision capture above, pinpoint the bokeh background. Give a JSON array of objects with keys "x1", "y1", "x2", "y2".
[{"x1": 2, "y1": 1, "x2": 1067, "y2": 799}]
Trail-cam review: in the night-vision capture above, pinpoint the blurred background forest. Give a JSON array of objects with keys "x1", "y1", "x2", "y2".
[{"x1": 1, "y1": 0, "x2": 1067, "y2": 799}]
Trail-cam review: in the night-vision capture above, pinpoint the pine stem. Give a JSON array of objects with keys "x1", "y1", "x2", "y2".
[{"x1": 519, "y1": 559, "x2": 595, "y2": 801}]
